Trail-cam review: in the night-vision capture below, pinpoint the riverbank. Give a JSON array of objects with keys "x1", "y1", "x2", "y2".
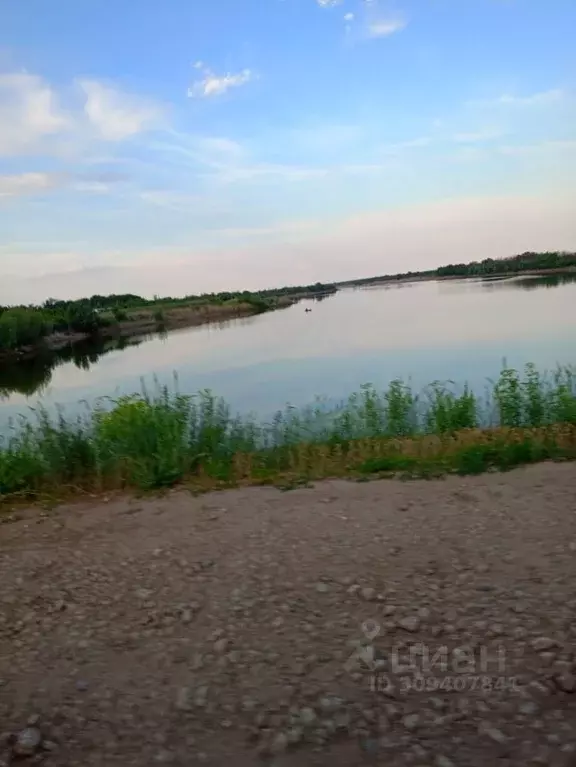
[
  {"x1": 1, "y1": 363, "x2": 575, "y2": 501},
  {"x1": 0, "y1": 298, "x2": 294, "y2": 365},
  {"x1": 102, "y1": 297, "x2": 294, "y2": 340},
  {"x1": 337, "y1": 266, "x2": 576, "y2": 288},
  {"x1": 1, "y1": 462, "x2": 575, "y2": 766}
]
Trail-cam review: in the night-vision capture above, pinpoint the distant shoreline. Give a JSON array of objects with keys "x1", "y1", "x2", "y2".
[
  {"x1": 1, "y1": 259, "x2": 575, "y2": 365},
  {"x1": 336, "y1": 266, "x2": 576, "y2": 288},
  {"x1": 0, "y1": 298, "x2": 293, "y2": 365}
]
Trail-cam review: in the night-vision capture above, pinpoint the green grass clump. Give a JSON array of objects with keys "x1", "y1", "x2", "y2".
[
  {"x1": 112, "y1": 307, "x2": 129, "y2": 322},
  {"x1": 1, "y1": 363, "x2": 576, "y2": 499}
]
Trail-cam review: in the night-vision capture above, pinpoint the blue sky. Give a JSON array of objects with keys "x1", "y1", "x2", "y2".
[{"x1": 1, "y1": 0, "x2": 575, "y2": 303}]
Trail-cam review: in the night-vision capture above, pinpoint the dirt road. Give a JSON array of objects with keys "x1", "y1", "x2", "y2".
[{"x1": 1, "y1": 462, "x2": 576, "y2": 766}]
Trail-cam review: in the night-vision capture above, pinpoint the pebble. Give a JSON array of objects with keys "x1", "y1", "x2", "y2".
[
  {"x1": 555, "y1": 672, "x2": 576, "y2": 693},
  {"x1": 241, "y1": 698, "x2": 257, "y2": 712},
  {"x1": 402, "y1": 713, "x2": 421, "y2": 731},
  {"x1": 194, "y1": 686, "x2": 209, "y2": 707},
  {"x1": 191, "y1": 653, "x2": 204, "y2": 670},
  {"x1": 4, "y1": 463, "x2": 576, "y2": 767},
  {"x1": 480, "y1": 725, "x2": 508, "y2": 744},
  {"x1": 175, "y1": 687, "x2": 191, "y2": 711},
  {"x1": 398, "y1": 616, "x2": 421, "y2": 633},
  {"x1": 214, "y1": 638, "x2": 230, "y2": 654},
  {"x1": 360, "y1": 737, "x2": 380, "y2": 755},
  {"x1": 429, "y1": 697, "x2": 448, "y2": 711},
  {"x1": 319, "y1": 695, "x2": 344, "y2": 712},
  {"x1": 286, "y1": 726, "x2": 304, "y2": 744},
  {"x1": 26, "y1": 714, "x2": 40, "y2": 727},
  {"x1": 270, "y1": 732, "x2": 288, "y2": 754},
  {"x1": 334, "y1": 710, "x2": 351, "y2": 731},
  {"x1": 13, "y1": 727, "x2": 42, "y2": 757},
  {"x1": 435, "y1": 757, "x2": 457, "y2": 767},
  {"x1": 299, "y1": 707, "x2": 317, "y2": 726},
  {"x1": 531, "y1": 637, "x2": 558, "y2": 652}
]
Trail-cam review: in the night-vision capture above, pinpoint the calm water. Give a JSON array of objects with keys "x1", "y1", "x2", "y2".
[{"x1": 1, "y1": 273, "x2": 576, "y2": 431}]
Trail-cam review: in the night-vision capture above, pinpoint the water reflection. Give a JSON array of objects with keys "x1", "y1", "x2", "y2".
[
  {"x1": 481, "y1": 272, "x2": 576, "y2": 290},
  {"x1": 308, "y1": 291, "x2": 337, "y2": 302},
  {"x1": 0, "y1": 314, "x2": 267, "y2": 399},
  {"x1": 0, "y1": 275, "x2": 575, "y2": 423},
  {"x1": 0, "y1": 337, "x2": 143, "y2": 399}
]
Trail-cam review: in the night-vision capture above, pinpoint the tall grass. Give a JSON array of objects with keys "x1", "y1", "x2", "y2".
[{"x1": 1, "y1": 363, "x2": 576, "y2": 498}]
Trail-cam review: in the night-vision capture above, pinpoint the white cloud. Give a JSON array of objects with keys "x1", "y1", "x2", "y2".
[
  {"x1": 0, "y1": 171, "x2": 65, "y2": 199},
  {"x1": 367, "y1": 18, "x2": 407, "y2": 37},
  {"x1": 152, "y1": 128, "x2": 433, "y2": 187},
  {"x1": 72, "y1": 180, "x2": 112, "y2": 194},
  {"x1": 291, "y1": 123, "x2": 362, "y2": 152},
  {"x1": 339, "y1": 163, "x2": 386, "y2": 175},
  {"x1": 380, "y1": 136, "x2": 431, "y2": 154},
  {"x1": 216, "y1": 219, "x2": 322, "y2": 240},
  {"x1": 498, "y1": 139, "x2": 576, "y2": 156},
  {"x1": 452, "y1": 129, "x2": 502, "y2": 143},
  {"x1": 0, "y1": 71, "x2": 166, "y2": 159},
  {"x1": 0, "y1": 72, "x2": 70, "y2": 156},
  {"x1": 5, "y1": 194, "x2": 575, "y2": 305},
  {"x1": 196, "y1": 136, "x2": 244, "y2": 157},
  {"x1": 317, "y1": 0, "x2": 343, "y2": 6},
  {"x1": 0, "y1": 170, "x2": 129, "y2": 199},
  {"x1": 139, "y1": 190, "x2": 201, "y2": 210},
  {"x1": 78, "y1": 79, "x2": 165, "y2": 140},
  {"x1": 344, "y1": 12, "x2": 355, "y2": 21},
  {"x1": 150, "y1": 132, "x2": 326, "y2": 184},
  {"x1": 188, "y1": 65, "x2": 254, "y2": 98},
  {"x1": 221, "y1": 163, "x2": 327, "y2": 183},
  {"x1": 496, "y1": 89, "x2": 564, "y2": 106},
  {"x1": 150, "y1": 132, "x2": 246, "y2": 174},
  {"x1": 467, "y1": 89, "x2": 565, "y2": 109}
]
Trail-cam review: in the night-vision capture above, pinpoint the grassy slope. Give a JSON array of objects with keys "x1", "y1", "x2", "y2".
[
  {"x1": 100, "y1": 299, "x2": 290, "y2": 338},
  {"x1": 1, "y1": 363, "x2": 575, "y2": 502}
]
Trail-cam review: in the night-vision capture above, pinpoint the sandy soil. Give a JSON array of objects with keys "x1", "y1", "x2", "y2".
[{"x1": 1, "y1": 462, "x2": 576, "y2": 766}]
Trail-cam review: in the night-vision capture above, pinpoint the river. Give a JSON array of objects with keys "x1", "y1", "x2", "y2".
[{"x1": 1, "y1": 273, "x2": 575, "y2": 432}]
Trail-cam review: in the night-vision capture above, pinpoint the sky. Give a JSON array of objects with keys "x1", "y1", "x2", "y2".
[{"x1": 1, "y1": 0, "x2": 576, "y2": 304}]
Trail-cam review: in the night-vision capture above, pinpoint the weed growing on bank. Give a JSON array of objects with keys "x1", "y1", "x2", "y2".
[{"x1": 1, "y1": 363, "x2": 575, "y2": 498}]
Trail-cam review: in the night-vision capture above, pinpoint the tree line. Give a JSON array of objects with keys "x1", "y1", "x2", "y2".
[
  {"x1": 436, "y1": 251, "x2": 576, "y2": 277},
  {"x1": 338, "y1": 251, "x2": 576, "y2": 287},
  {"x1": 0, "y1": 282, "x2": 337, "y2": 353},
  {"x1": 0, "y1": 302, "x2": 107, "y2": 352}
]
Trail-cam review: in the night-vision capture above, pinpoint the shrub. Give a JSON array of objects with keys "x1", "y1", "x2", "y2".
[{"x1": 0, "y1": 309, "x2": 51, "y2": 350}]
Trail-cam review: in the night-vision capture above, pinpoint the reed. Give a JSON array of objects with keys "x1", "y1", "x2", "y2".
[{"x1": 1, "y1": 363, "x2": 575, "y2": 499}]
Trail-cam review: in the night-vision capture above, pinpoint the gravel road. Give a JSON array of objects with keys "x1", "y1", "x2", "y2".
[{"x1": 1, "y1": 462, "x2": 576, "y2": 766}]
